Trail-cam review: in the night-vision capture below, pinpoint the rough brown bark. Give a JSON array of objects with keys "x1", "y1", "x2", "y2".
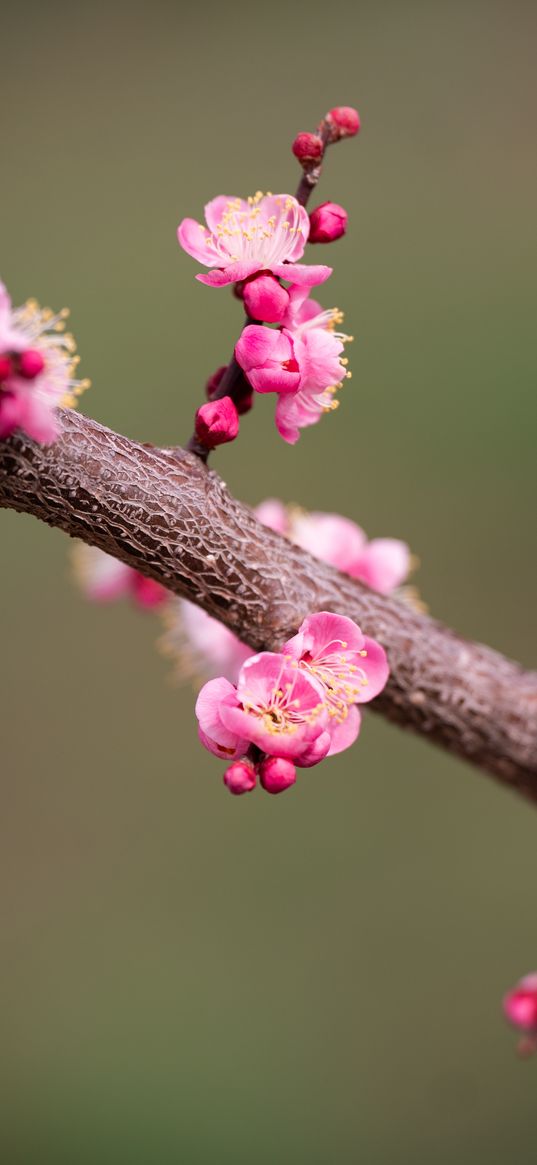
[{"x1": 1, "y1": 409, "x2": 536, "y2": 801}]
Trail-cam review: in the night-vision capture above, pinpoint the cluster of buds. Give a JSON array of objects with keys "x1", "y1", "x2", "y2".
[
  {"x1": 195, "y1": 611, "x2": 389, "y2": 796},
  {"x1": 0, "y1": 281, "x2": 88, "y2": 444}
]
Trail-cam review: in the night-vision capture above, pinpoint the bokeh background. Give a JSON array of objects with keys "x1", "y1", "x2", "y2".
[{"x1": 1, "y1": 1, "x2": 536, "y2": 1161}]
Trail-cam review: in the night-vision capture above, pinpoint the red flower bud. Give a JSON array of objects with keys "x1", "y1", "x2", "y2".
[
  {"x1": 224, "y1": 760, "x2": 256, "y2": 795},
  {"x1": 259, "y1": 756, "x2": 297, "y2": 795},
  {"x1": 292, "y1": 132, "x2": 324, "y2": 166},
  {"x1": 0, "y1": 354, "x2": 13, "y2": 382},
  {"x1": 308, "y1": 202, "x2": 348, "y2": 244},
  {"x1": 18, "y1": 348, "x2": 45, "y2": 380},
  {"x1": 194, "y1": 396, "x2": 239, "y2": 449},
  {"x1": 326, "y1": 106, "x2": 361, "y2": 141},
  {"x1": 243, "y1": 273, "x2": 290, "y2": 323}
]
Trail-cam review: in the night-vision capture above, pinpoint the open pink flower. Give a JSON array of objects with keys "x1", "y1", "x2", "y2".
[
  {"x1": 72, "y1": 544, "x2": 167, "y2": 610},
  {"x1": 178, "y1": 193, "x2": 331, "y2": 289},
  {"x1": 284, "y1": 612, "x2": 389, "y2": 754},
  {"x1": 275, "y1": 299, "x2": 352, "y2": 445},
  {"x1": 235, "y1": 294, "x2": 352, "y2": 444},
  {"x1": 235, "y1": 326, "x2": 301, "y2": 395},
  {"x1": 290, "y1": 510, "x2": 411, "y2": 594},
  {"x1": 197, "y1": 652, "x2": 329, "y2": 761},
  {"x1": 350, "y1": 538, "x2": 412, "y2": 595},
  {"x1": 0, "y1": 281, "x2": 89, "y2": 444}
]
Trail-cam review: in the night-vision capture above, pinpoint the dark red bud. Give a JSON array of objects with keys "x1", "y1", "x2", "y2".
[
  {"x1": 194, "y1": 396, "x2": 239, "y2": 449},
  {"x1": 292, "y1": 132, "x2": 324, "y2": 166}
]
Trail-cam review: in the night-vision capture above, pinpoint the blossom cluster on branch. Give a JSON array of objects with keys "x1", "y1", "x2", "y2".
[{"x1": 1, "y1": 101, "x2": 534, "y2": 1039}]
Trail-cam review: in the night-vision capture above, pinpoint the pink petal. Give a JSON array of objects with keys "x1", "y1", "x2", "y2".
[
  {"x1": 254, "y1": 498, "x2": 288, "y2": 534},
  {"x1": 286, "y1": 612, "x2": 365, "y2": 660},
  {"x1": 235, "y1": 326, "x2": 288, "y2": 372},
  {"x1": 295, "y1": 731, "x2": 332, "y2": 767},
  {"x1": 291, "y1": 512, "x2": 367, "y2": 572},
  {"x1": 273, "y1": 263, "x2": 332, "y2": 286},
  {"x1": 196, "y1": 261, "x2": 261, "y2": 287},
  {"x1": 195, "y1": 677, "x2": 247, "y2": 758},
  {"x1": 204, "y1": 195, "x2": 247, "y2": 232},
  {"x1": 351, "y1": 539, "x2": 411, "y2": 594},
  {"x1": 327, "y1": 706, "x2": 361, "y2": 755},
  {"x1": 356, "y1": 636, "x2": 390, "y2": 703},
  {"x1": 177, "y1": 218, "x2": 219, "y2": 266}
]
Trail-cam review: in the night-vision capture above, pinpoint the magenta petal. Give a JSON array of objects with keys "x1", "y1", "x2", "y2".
[
  {"x1": 197, "y1": 261, "x2": 261, "y2": 287},
  {"x1": 356, "y1": 636, "x2": 390, "y2": 702},
  {"x1": 295, "y1": 731, "x2": 332, "y2": 767},
  {"x1": 177, "y1": 218, "x2": 217, "y2": 265},
  {"x1": 274, "y1": 263, "x2": 332, "y2": 286},
  {"x1": 327, "y1": 706, "x2": 361, "y2": 755},
  {"x1": 204, "y1": 195, "x2": 246, "y2": 232},
  {"x1": 248, "y1": 366, "x2": 300, "y2": 395},
  {"x1": 352, "y1": 539, "x2": 411, "y2": 594},
  {"x1": 195, "y1": 676, "x2": 245, "y2": 755},
  {"x1": 197, "y1": 725, "x2": 247, "y2": 762},
  {"x1": 292, "y1": 612, "x2": 366, "y2": 658},
  {"x1": 235, "y1": 325, "x2": 286, "y2": 372}
]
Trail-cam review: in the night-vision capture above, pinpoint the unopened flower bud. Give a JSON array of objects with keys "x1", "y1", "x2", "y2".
[
  {"x1": 194, "y1": 396, "x2": 239, "y2": 449},
  {"x1": 504, "y1": 974, "x2": 537, "y2": 1033},
  {"x1": 0, "y1": 354, "x2": 13, "y2": 382},
  {"x1": 205, "y1": 365, "x2": 227, "y2": 400},
  {"x1": 292, "y1": 132, "x2": 324, "y2": 166},
  {"x1": 325, "y1": 106, "x2": 361, "y2": 141},
  {"x1": 131, "y1": 574, "x2": 167, "y2": 609},
  {"x1": 308, "y1": 202, "x2": 348, "y2": 244},
  {"x1": 259, "y1": 756, "x2": 297, "y2": 795},
  {"x1": 224, "y1": 760, "x2": 256, "y2": 795},
  {"x1": 18, "y1": 348, "x2": 46, "y2": 380},
  {"x1": 243, "y1": 273, "x2": 290, "y2": 324}
]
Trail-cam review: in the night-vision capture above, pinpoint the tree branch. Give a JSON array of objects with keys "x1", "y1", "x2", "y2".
[{"x1": 1, "y1": 408, "x2": 536, "y2": 802}]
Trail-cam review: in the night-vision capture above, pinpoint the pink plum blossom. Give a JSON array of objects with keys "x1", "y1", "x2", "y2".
[
  {"x1": 235, "y1": 289, "x2": 352, "y2": 445},
  {"x1": 72, "y1": 544, "x2": 167, "y2": 610},
  {"x1": 503, "y1": 973, "x2": 537, "y2": 1056},
  {"x1": 196, "y1": 652, "x2": 329, "y2": 762},
  {"x1": 290, "y1": 510, "x2": 411, "y2": 595},
  {"x1": 284, "y1": 612, "x2": 389, "y2": 755},
  {"x1": 0, "y1": 281, "x2": 89, "y2": 444},
  {"x1": 177, "y1": 193, "x2": 331, "y2": 289}
]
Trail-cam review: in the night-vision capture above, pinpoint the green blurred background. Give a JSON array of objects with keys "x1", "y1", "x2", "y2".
[{"x1": 1, "y1": 1, "x2": 536, "y2": 1161}]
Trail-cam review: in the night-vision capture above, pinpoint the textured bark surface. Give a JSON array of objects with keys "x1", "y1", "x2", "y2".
[{"x1": 1, "y1": 409, "x2": 536, "y2": 801}]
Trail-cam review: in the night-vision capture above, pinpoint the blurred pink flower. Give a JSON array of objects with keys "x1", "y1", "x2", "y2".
[
  {"x1": 178, "y1": 193, "x2": 331, "y2": 289},
  {"x1": 0, "y1": 281, "x2": 89, "y2": 444},
  {"x1": 72, "y1": 544, "x2": 167, "y2": 610},
  {"x1": 503, "y1": 973, "x2": 537, "y2": 1056}
]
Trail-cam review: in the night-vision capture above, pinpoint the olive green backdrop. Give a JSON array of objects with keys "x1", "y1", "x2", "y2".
[{"x1": 1, "y1": 1, "x2": 536, "y2": 1162}]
